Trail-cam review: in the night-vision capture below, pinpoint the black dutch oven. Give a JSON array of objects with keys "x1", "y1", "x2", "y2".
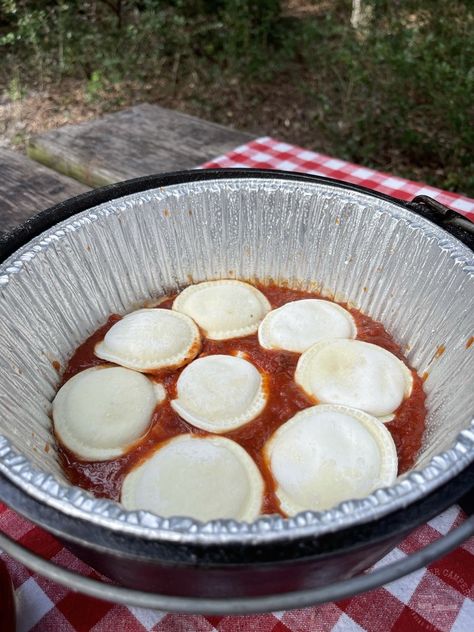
[{"x1": 0, "y1": 169, "x2": 472, "y2": 614}]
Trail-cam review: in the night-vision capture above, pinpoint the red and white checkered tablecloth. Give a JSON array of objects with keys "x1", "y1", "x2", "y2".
[
  {"x1": 1, "y1": 136, "x2": 473, "y2": 631},
  {"x1": 205, "y1": 137, "x2": 474, "y2": 220}
]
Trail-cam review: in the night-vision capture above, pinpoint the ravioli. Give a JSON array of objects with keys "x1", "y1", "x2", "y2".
[
  {"x1": 121, "y1": 434, "x2": 264, "y2": 521},
  {"x1": 53, "y1": 366, "x2": 165, "y2": 461},
  {"x1": 55, "y1": 281, "x2": 426, "y2": 520},
  {"x1": 265, "y1": 404, "x2": 398, "y2": 515},
  {"x1": 95, "y1": 308, "x2": 200, "y2": 372},
  {"x1": 171, "y1": 354, "x2": 267, "y2": 432},
  {"x1": 258, "y1": 299, "x2": 356, "y2": 352},
  {"x1": 172, "y1": 280, "x2": 271, "y2": 339},
  {"x1": 295, "y1": 339, "x2": 413, "y2": 417}
]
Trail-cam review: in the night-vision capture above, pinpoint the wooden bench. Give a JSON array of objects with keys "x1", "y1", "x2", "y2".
[
  {"x1": 0, "y1": 149, "x2": 89, "y2": 236},
  {"x1": 28, "y1": 103, "x2": 254, "y2": 187}
]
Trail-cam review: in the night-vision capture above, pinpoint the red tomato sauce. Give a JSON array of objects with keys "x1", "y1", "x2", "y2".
[{"x1": 57, "y1": 283, "x2": 427, "y2": 516}]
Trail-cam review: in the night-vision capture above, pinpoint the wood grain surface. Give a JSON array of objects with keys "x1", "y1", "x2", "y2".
[
  {"x1": 0, "y1": 149, "x2": 90, "y2": 235},
  {"x1": 28, "y1": 103, "x2": 254, "y2": 187}
]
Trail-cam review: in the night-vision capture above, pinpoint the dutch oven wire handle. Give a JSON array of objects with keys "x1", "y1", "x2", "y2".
[{"x1": 0, "y1": 516, "x2": 473, "y2": 615}]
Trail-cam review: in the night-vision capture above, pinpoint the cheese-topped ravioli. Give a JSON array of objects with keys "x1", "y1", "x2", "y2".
[
  {"x1": 121, "y1": 434, "x2": 264, "y2": 521},
  {"x1": 95, "y1": 308, "x2": 200, "y2": 372},
  {"x1": 172, "y1": 280, "x2": 271, "y2": 339},
  {"x1": 171, "y1": 354, "x2": 267, "y2": 432},
  {"x1": 258, "y1": 299, "x2": 356, "y2": 353},
  {"x1": 53, "y1": 366, "x2": 165, "y2": 461},
  {"x1": 265, "y1": 404, "x2": 398, "y2": 515},
  {"x1": 295, "y1": 339, "x2": 413, "y2": 417}
]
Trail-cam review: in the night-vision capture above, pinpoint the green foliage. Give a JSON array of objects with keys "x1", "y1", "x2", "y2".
[
  {"x1": 0, "y1": 1, "x2": 283, "y2": 80},
  {"x1": 7, "y1": 75, "x2": 23, "y2": 100},
  {"x1": 298, "y1": 1, "x2": 474, "y2": 193},
  {"x1": 0, "y1": 0, "x2": 473, "y2": 194},
  {"x1": 85, "y1": 70, "x2": 105, "y2": 102}
]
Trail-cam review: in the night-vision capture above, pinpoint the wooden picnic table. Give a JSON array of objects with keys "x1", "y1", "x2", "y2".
[{"x1": 0, "y1": 103, "x2": 253, "y2": 235}]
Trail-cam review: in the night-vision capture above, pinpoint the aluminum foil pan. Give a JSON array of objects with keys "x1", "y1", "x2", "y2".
[{"x1": 0, "y1": 176, "x2": 473, "y2": 545}]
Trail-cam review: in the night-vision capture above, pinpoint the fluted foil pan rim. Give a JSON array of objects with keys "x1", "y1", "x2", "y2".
[{"x1": 0, "y1": 176, "x2": 473, "y2": 544}]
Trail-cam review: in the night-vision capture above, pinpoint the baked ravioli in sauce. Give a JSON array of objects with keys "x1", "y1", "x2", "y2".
[{"x1": 53, "y1": 280, "x2": 426, "y2": 520}]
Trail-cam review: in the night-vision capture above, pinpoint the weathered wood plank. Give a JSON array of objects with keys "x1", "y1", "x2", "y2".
[
  {"x1": 28, "y1": 103, "x2": 255, "y2": 187},
  {"x1": 0, "y1": 149, "x2": 90, "y2": 235}
]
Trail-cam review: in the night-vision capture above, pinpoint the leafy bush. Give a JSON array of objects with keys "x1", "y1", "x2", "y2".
[
  {"x1": 295, "y1": 1, "x2": 474, "y2": 192},
  {"x1": 0, "y1": 1, "x2": 284, "y2": 81}
]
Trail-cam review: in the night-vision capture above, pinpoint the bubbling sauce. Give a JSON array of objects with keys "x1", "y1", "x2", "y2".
[{"x1": 57, "y1": 284, "x2": 426, "y2": 516}]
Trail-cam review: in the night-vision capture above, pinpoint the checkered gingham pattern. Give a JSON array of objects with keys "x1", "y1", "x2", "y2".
[
  {"x1": 1, "y1": 136, "x2": 473, "y2": 631},
  {"x1": 205, "y1": 137, "x2": 474, "y2": 219}
]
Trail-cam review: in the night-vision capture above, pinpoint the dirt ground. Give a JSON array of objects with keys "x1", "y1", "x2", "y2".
[
  {"x1": 1, "y1": 81, "x2": 118, "y2": 151},
  {"x1": 0, "y1": 69, "x2": 324, "y2": 155}
]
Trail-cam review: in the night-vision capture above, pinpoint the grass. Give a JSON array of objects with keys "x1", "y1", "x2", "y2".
[{"x1": 1, "y1": 0, "x2": 473, "y2": 195}]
